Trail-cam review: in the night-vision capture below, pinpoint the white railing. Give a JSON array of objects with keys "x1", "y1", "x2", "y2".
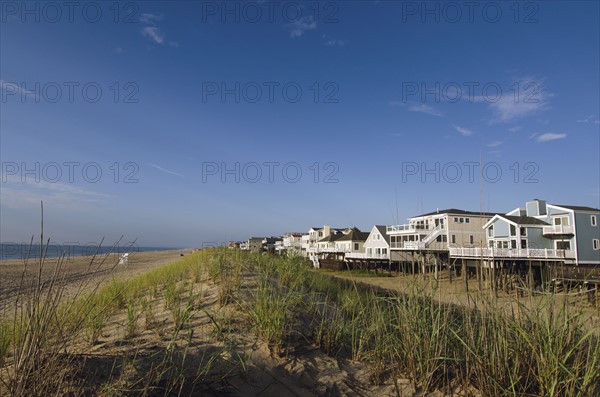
[
  {"x1": 307, "y1": 246, "x2": 350, "y2": 254},
  {"x1": 403, "y1": 241, "x2": 427, "y2": 250},
  {"x1": 345, "y1": 252, "x2": 389, "y2": 260},
  {"x1": 387, "y1": 223, "x2": 446, "y2": 234},
  {"x1": 387, "y1": 224, "x2": 418, "y2": 233},
  {"x1": 421, "y1": 224, "x2": 445, "y2": 245},
  {"x1": 390, "y1": 241, "x2": 423, "y2": 249},
  {"x1": 449, "y1": 247, "x2": 576, "y2": 259},
  {"x1": 543, "y1": 225, "x2": 574, "y2": 235}
]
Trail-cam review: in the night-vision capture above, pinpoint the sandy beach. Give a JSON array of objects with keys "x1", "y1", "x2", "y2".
[{"x1": 0, "y1": 249, "x2": 193, "y2": 312}]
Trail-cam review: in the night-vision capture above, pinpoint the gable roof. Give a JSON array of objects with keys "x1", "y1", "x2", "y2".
[
  {"x1": 414, "y1": 208, "x2": 499, "y2": 218},
  {"x1": 502, "y1": 215, "x2": 549, "y2": 226},
  {"x1": 249, "y1": 237, "x2": 265, "y2": 241},
  {"x1": 336, "y1": 230, "x2": 370, "y2": 242},
  {"x1": 552, "y1": 204, "x2": 600, "y2": 212},
  {"x1": 375, "y1": 225, "x2": 391, "y2": 244},
  {"x1": 318, "y1": 233, "x2": 343, "y2": 243}
]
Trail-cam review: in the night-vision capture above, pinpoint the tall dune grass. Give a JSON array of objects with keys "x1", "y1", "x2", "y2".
[{"x1": 1, "y1": 243, "x2": 598, "y2": 396}]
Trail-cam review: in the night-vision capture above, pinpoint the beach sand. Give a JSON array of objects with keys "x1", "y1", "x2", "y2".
[{"x1": 0, "y1": 249, "x2": 192, "y2": 311}]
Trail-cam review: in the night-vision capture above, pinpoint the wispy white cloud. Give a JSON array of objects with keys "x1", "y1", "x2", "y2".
[
  {"x1": 576, "y1": 115, "x2": 595, "y2": 123},
  {"x1": 408, "y1": 103, "x2": 443, "y2": 117},
  {"x1": 139, "y1": 13, "x2": 175, "y2": 46},
  {"x1": 486, "y1": 141, "x2": 503, "y2": 147},
  {"x1": 536, "y1": 133, "x2": 567, "y2": 142},
  {"x1": 322, "y1": 34, "x2": 346, "y2": 46},
  {"x1": 508, "y1": 126, "x2": 522, "y2": 132},
  {"x1": 285, "y1": 16, "x2": 317, "y2": 38},
  {"x1": 147, "y1": 163, "x2": 184, "y2": 177},
  {"x1": 453, "y1": 125, "x2": 475, "y2": 136},
  {"x1": 141, "y1": 27, "x2": 165, "y2": 44},
  {"x1": 576, "y1": 115, "x2": 600, "y2": 124},
  {"x1": 0, "y1": 175, "x2": 109, "y2": 210},
  {"x1": 139, "y1": 13, "x2": 162, "y2": 24},
  {"x1": 0, "y1": 80, "x2": 39, "y2": 100},
  {"x1": 390, "y1": 101, "x2": 443, "y2": 117},
  {"x1": 478, "y1": 78, "x2": 551, "y2": 123}
]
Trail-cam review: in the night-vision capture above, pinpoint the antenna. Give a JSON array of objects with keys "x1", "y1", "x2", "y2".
[
  {"x1": 479, "y1": 148, "x2": 484, "y2": 215},
  {"x1": 395, "y1": 185, "x2": 400, "y2": 225}
]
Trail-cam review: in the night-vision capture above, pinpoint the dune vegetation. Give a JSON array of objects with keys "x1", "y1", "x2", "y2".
[{"x1": 1, "y1": 246, "x2": 598, "y2": 396}]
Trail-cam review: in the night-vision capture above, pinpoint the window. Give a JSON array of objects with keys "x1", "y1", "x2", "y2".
[
  {"x1": 442, "y1": 235, "x2": 447, "y2": 242},
  {"x1": 382, "y1": 248, "x2": 387, "y2": 255},
  {"x1": 436, "y1": 235, "x2": 442, "y2": 242},
  {"x1": 376, "y1": 248, "x2": 381, "y2": 255},
  {"x1": 451, "y1": 234, "x2": 456, "y2": 244},
  {"x1": 511, "y1": 240, "x2": 517, "y2": 249},
  {"x1": 497, "y1": 241, "x2": 502, "y2": 248},
  {"x1": 469, "y1": 235, "x2": 474, "y2": 244},
  {"x1": 556, "y1": 241, "x2": 571, "y2": 250},
  {"x1": 521, "y1": 239, "x2": 527, "y2": 249},
  {"x1": 354, "y1": 243, "x2": 359, "y2": 251},
  {"x1": 489, "y1": 241, "x2": 494, "y2": 248},
  {"x1": 454, "y1": 217, "x2": 459, "y2": 223},
  {"x1": 520, "y1": 227, "x2": 527, "y2": 237},
  {"x1": 465, "y1": 218, "x2": 470, "y2": 223},
  {"x1": 592, "y1": 216, "x2": 597, "y2": 227},
  {"x1": 593, "y1": 239, "x2": 600, "y2": 250},
  {"x1": 459, "y1": 217, "x2": 464, "y2": 223},
  {"x1": 488, "y1": 225, "x2": 494, "y2": 237},
  {"x1": 502, "y1": 241, "x2": 509, "y2": 249},
  {"x1": 367, "y1": 248, "x2": 372, "y2": 255},
  {"x1": 554, "y1": 216, "x2": 570, "y2": 226},
  {"x1": 318, "y1": 232, "x2": 323, "y2": 237},
  {"x1": 510, "y1": 225, "x2": 516, "y2": 236}
]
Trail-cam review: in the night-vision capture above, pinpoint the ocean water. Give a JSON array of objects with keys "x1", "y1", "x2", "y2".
[{"x1": 0, "y1": 243, "x2": 182, "y2": 261}]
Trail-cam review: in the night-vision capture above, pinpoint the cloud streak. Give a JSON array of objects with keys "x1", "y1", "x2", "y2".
[
  {"x1": 147, "y1": 163, "x2": 184, "y2": 177},
  {"x1": 486, "y1": 78, "x2": 550, "y2": 123},
  {"x1": 285, "y1": 16, "x2": 317, "y2": 38},
  {"x1": 0, "y1": 175, "x2": 109, "y2": 210},
  {"x1": 536, "y1": 133, "x2": 567, "y2": 142},
  {"x1": 139, "y1": 13, "x2": 177, "y2": 46},
  {"x1": 390, "y1": 101, "x2": 443, "y2": 117},
  {"x1": 453, "y1": 125, "x2": 475, "y2": 136},
  {"x1": 142, "y1": 27, "x2": 165, "y2": 44},
  {"x1": 0, "y1": 80, "x2": 39, "y2": 100}
]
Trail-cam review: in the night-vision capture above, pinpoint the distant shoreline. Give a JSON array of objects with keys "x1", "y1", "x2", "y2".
[{"x1": 0, "y1": 243, "x2": 187, "y2": 261}]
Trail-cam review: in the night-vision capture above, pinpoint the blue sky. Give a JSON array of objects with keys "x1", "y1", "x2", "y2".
[{"x1": 1, "y1": 1, "x2": 599, "y2": 247}]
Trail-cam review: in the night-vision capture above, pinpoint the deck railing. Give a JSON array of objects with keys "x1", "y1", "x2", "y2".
[
  {"x1": 449, "y1": 247, "x2": 576, "y2": 259},
  {"x1": 345, "y1": 252, "x2": 389, "y2": 259},
  {"x1": 542, "y1": 225, "x2": 574, "y2": 235}
]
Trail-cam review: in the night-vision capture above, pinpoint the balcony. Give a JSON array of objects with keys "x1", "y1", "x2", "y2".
[
  {"x1": 345, "y1": 252, "x2": 389, "y2": 260},
  {"x1": 387, "y1": 224, "x2": 430, "y2": 234},
  {"x1": 403, "y1": 241, "x2": 427, "y2": 250},
  {"x1": 449, "y1": 247, "x2": 576, "y2": 260},
  {"x1": 543, "y1": 225, "x2": 574, "y2": 236},
  {"x1": 307, "y1": 246, "x2": 350, "y2": 254}
]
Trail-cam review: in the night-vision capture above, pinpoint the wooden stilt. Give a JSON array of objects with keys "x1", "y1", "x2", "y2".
[
  {"x1": 462, "y1": 257, "x2": 468, "y2": 293},
  {"x1": 477, "y1": 257, "x2": 482, "y2": 291},
  {"x1": 596, "y1": 284, "x2": 599, "y2": 317}
]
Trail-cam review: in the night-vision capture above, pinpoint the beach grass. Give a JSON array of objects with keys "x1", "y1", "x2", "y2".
[{"x1": 1, "y1": 246, "x2": 598, "y2": 396}]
